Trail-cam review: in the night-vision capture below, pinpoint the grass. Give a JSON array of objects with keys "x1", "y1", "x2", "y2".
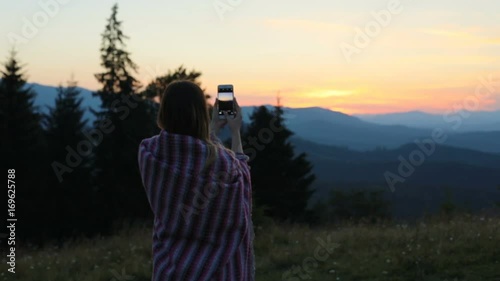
[{"x1": 1, "y1": 215, "x2": 499, "y2": 281}]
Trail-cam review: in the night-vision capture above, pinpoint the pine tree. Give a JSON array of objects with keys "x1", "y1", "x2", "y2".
[
  {"x1": 43, "y1": 80, "x2": 95, "y2": 238},
  {"x1": 0, "y1": 51, "x2": 48, "y2": 243},
  {"x1": 44, "y1": 80, "x2": 88, "y2": 153},
  {"x1": 92, "y1": 4, "x2": 154, "y2": 228},
  {"x1": 0, "y1": 51, "x2": 44, "y2": 162},
  {"x1": 43, "y1": 81, "x2": 88, "y2": 185},
  {"x1": 94, "y1": 4, "x2": 140, "y2": 104},
  {"x1": 243, "y1": 105, "x2": 316, "y2": 221}
]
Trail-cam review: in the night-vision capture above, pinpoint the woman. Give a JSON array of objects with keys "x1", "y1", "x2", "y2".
[{"x1": 138, "y1": 80, "x2": 254, "y2": 281}]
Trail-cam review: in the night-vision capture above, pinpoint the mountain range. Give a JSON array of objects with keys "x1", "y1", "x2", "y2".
[
  {"x1": 30, "y1": 83, "x2": 500, "y2": 217},
  {"x1": 291, "y1": 137, "x2": 500, "y2": 218},
  {"x1": 356, "y1": 110, "x2": 500, "y2": 132},
  {"x1": 31, "y1": 83, "x2": 500, "y2": 154}
]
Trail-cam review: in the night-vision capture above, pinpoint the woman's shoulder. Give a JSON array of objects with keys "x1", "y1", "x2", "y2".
[{"x1": 215, "y1": 146, "x2": 250, "y2": 172}]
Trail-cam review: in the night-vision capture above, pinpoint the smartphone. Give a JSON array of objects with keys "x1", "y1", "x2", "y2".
[{"x1": 217, "y1": 84, "x2": 235, "y2": 119}]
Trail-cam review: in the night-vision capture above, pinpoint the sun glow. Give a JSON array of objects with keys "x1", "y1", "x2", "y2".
[{"x1": 304, "y1": 90, "x2": 354, "y2": 98}]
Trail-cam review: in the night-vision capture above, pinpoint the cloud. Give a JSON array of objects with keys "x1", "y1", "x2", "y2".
[
  {"x1": 417, "y1": 28, "x2": 474, "y2": 38},
  {"x1": 415, "y1": 26, "x2": 500, "y2": 47},
  {"x1": 483, "y1": 37, "x2": 500, "y2": 45},
  {"x1": 304, "y1": 90, "x2": 354, "y2": 98},
  {"x1": 490, "y1": 94, "x2": 500, "y2": 109},
  {"x1": 262, "y1": 19, "x2": 352, "y2": 33},
  {"x1": 394, "y1": 55, "x2": 500, "y2": 65}
]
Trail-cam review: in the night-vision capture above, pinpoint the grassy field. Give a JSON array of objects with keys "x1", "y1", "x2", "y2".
[{"x1": 1, "y1": 215, "x2": 499, "y2": 281}]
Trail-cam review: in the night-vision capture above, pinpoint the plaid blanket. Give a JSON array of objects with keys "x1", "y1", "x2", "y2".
[{"x1": 138, "y1": 129, "x2": 254, "y2": 281}]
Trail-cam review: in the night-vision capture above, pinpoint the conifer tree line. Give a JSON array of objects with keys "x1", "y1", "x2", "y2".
[{"x1": 0, "y1": 3, "x2": 316, "y2": 244}]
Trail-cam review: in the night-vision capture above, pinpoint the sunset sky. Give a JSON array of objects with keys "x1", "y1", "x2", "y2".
[{"x1": 1, "y1": 0, "x2": 500, "y2": 114}]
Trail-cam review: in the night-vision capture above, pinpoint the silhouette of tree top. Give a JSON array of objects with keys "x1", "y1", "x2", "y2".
[
  {"x1": 143, "y1": 65, "x2": 207, "y2": 99},
  {"x1": 94, "y1": 3, "x2": 140, "y2": 103}
]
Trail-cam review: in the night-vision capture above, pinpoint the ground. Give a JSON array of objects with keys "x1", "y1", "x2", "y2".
[{"x1": 1, "y1": 215, "x2": 499, "y2": 281}]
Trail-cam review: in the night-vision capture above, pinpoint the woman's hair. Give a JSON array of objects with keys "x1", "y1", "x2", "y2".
[{"x1": 157, "y1": 80, "x2": 218, "y2": 170}]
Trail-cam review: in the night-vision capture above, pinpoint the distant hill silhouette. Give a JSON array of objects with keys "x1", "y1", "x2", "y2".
[
  {"x1": 291, "y1": 137, "x2": 500, "y2": 218},
  {"x1": 291, "y1": 136, "x2": 500, "y2": 184},
  {"x1": 31, "y1": 83, "x2": 500, "y2": 153},
  {"x1": 356, "y1": 110, "x2": 500, "y2": 132}
]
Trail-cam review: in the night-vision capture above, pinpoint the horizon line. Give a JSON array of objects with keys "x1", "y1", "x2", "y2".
[{"x1": 22, "y1": 81, "x2": 500, "y2": 116}]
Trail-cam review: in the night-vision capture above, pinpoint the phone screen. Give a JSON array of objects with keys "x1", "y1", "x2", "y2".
[{"x1": 218, "y1": 92, "x2": 234, "y2": 112}]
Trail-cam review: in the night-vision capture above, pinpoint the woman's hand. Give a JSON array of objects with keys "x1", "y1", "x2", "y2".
[
  {"x1": 224, "y1": 98, "x2": 242, "y2": 134},
  {"x1": 225, "y1": 98, "x2": 244, "y2": 154},
  {"x1": 210, "y1": 99, "x2": 227, "y2": 134}
]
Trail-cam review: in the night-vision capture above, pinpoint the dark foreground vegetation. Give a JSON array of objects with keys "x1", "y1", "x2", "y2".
[{"x1": 1, "y1": 214, "x2": 499, "y2": 281}]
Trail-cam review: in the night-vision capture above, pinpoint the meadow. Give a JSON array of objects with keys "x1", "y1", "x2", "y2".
[{"x1": 1, "y1": 215, "x2": 499, "y2": 281}]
